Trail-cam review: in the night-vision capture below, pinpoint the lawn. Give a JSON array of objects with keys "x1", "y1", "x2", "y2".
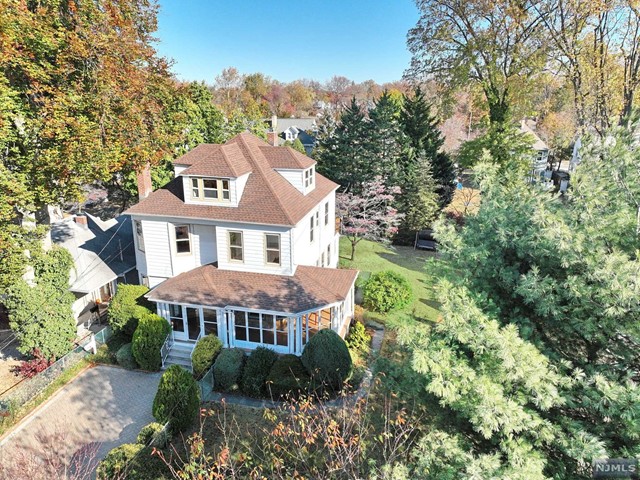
[{"x1": 338, "y1": 237, "x2": 440, "y2": 323}]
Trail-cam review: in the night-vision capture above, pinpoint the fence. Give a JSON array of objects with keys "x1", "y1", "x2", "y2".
[
  {"x1": 197, "y1": 363, "x2": 215, "y2": 402},
  {"x1": 0, "y1": 326, "x2": 113, "y2": 417}
]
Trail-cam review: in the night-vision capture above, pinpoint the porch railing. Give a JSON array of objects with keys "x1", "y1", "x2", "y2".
[{"x1": 160, "y1": 330, "x2": 174, "y2": 368}]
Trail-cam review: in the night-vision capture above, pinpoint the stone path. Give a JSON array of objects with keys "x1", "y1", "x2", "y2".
[{"x1": 0, "y1": 365, "x2": 161, "y2": 467}]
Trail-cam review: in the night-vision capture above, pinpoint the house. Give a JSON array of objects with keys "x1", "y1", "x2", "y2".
[
  {"x1": 519, "y1": 120, "x2": 551, "y2": 176},
  {"x1": 125, "y1": 132, "x2": 357, "y2": 367},
  {"x1": 266, "y1": 116, "x2": 317, "y2": 154},
  {"x1": 51, "y1": 213, "x2": 137, "y2": 330}
]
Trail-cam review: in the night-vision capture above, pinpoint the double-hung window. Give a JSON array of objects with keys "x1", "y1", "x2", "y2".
[
  {"x1": 304, "y1": 167, "x2": 315, "y2": 188},
  {"x1": 229, "y1": 231, "x2": 244, "y2": 262},
  {"x1": 265, "y1": 234, "x2": 281, "y2": 265},
  {"x1": 174, "y1": 225, "x2": 191, "y2": 254},
  {"x1": 309, "y1": 215, "x2": 315, "y2": 242},
  {"x1": 324, "y1": 202, "x2": 329, "y2": 226},
  {"x1": 134, "y1": 220, "x2": 145, "y2": 252}
]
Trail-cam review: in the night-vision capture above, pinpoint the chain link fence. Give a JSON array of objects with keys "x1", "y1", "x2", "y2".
[
  {"x1": 198, "y1": 363, "x2": 215, "y2": 402},
  {"x1": 0, "y1": 326, "x2": 113, "y2": 420}
]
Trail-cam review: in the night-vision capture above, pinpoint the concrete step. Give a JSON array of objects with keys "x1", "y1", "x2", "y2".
[
  {"x1": 167, "y1": 348, "x2": 192, "y2": 360},
  {"x1": 164, "y1": 356, "x2": 192, "y2": 371}
]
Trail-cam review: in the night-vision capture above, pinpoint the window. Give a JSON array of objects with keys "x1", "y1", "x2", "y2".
[
  {"x1": 265, "y1": 234, "x2": 281, "y2": 265},
  {"x1": 174, "y1": 225, "x2": 191, "y2": 254},
  {"x1": 168, "y1": 304, "x2": 184, "y2": 333},
  {"x1": 326, "y1": 244, "x2": 331, "y2": 265},
  {"x1": 309, "y1": 215, "x2": 315, "y2": 243},
  {"x1": 203, "y1": 309, "x2": 218, "y2": 337},
  {"x1": 191, "y1": 178, "x2": 231, "y2": 203},
  {"x1": 324, "y1": 202, "x2": 329, "y2": 225},
  {"x1": 304, "y1": 167, "x2": 315, "y2": 188},
  {"x1": 134, "y1": 220, "x2": 145, "y2": 252},
  {"x1": 229, "y1": 231, "x2": 243, "y2": 262},
  {"x1": 321, "y1": 252, "x2": 325, "y2": 267}
]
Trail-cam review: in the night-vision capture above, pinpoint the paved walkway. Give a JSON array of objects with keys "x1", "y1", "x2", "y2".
[{"x1": 0, "y1": 365, "x2": 161, "y2": 467}]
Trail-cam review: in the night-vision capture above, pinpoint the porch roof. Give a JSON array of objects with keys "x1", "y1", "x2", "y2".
[{"x1": 146, "y1": 264, "x2": 358, "y2": 315}]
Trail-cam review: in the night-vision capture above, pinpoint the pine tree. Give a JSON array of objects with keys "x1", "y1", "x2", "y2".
[
  {"x1": 367, "y1": 90, "x2": 404, "y2": 183},
  {"x1": 400, "y1": 87, "x2": 456, "y2": 207}
]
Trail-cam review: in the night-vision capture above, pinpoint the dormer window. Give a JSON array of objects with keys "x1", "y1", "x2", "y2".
[
  {"x1": 191, "y1": 178, "x2": 230, "y2": 202},
  {"x1": 304, "y1": 167, "x2": 314, "y2": 189}
]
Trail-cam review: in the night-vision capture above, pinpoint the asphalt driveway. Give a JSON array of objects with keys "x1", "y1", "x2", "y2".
[{"x1": 0, "y1": 365, "x2": 161, "y2": 469}]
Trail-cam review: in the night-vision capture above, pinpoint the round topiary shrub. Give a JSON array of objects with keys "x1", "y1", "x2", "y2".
[
  {"x1": 213, "y1": 348, "x2": 245, "y2": 392},
  {"x1": 137, "y1": 422, "x2": 169, "y2": 448},
  {"x1": 152, "y1": 365, "x2": 200, "y2": 432},
  {"x1": 108, "y1": 285, "x2": 152, "y2": 337},
  {"x1": 96, "y1": 443, "x2": 145, "y2": 480},
  {"x1": 191, "y1": 335, "x2": 223, "y2": 379},
  {"x1": 241, "y1": 347, "x2": 279, "y2": 397},
  {"x1": 363, "y1": 270, "x2": 413, "y2": 313},
  {"x1": 301, "y1": 329, "x2": 352, "y2": 391},
  {"x1": 115, "y1": 342, "x2": 137, "y2": 369},
  {"x1": 131, "y1": 312, "x2": 171, "y2": 371},
  {"x1": 266, "y1": 354, "x2": 311, "y2": 399}
]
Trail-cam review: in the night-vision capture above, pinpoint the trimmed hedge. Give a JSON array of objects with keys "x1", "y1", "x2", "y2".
[
  {"x1": 137, "y1": 422, "x2": 168, "y2": 448},
  {"x1": 152, "y1": 365, "x2": 200, "y2": 432},
  {"x1": 301, "y1": 329, "x2": 352, "y2": 391},
  {"x1": 266, "y1": 354, "x2": 310, "y2": 399},
  {"x1": 192, "y1": 335, "x2": 223, "y2": 379},
  {"x1": 108, "y1": 285, "x2": 152, "y2": 337},
  {"x1": 115, "y1": 342, "x2": 137, "y2": 369},
  {"x1": 131, "y1": 312, "x2": 171, "y2": 371},
  {"x1": 96, "y1": 443, "x2": 145, "y2": 480},
  {"x1": 363, "y1": 270, "x2": 413, "y2": 313},
  {"x1": 241, "y1": 347, "x2": 278, "y2": 397},
  {"x1": 213, "y1": 348, "x2": 245, "y2": 392}
]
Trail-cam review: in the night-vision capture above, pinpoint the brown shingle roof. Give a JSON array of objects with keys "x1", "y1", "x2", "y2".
[
  {"x1": 146, "y1": 264, "x2": 358, "y2": 314},
  {"x1": 125, "y1": 133, "x2": 339, "y2": 226},
  {"x1": 259, "y1": 146, "x2": 315, "y2": 169},
  {"x1": 181, "y1": 143, "x2": 252, "y2": 177}
]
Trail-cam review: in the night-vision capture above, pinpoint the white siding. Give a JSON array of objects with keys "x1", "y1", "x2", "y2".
[
  {"x1": 174, "y1": 164, "x2": 188, "y2": 176},
  {"x1": 216, "y1": 222, "x2": 293, "y2": 275},
  {"x1": 236, "y1": 172, "x2": 250, "y2": 203},
  {"x1": 292, "y1": 191, "x2": 337, "y2": 268},
  {"x1": 139, "y1": 219, "x2": 173, "y2": 278},
  {"x1": 195, "y1": 224, "x2": 217, "y2": 265},
  {"x1": 275, "y1": 169, "x2": 304, "y2": 193}
]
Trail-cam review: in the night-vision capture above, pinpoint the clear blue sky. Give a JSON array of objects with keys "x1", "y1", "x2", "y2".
[{"x1": 155, "y1": 0, "x2": 419, "y2": 85}]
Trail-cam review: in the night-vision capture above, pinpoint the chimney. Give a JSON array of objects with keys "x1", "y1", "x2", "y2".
[
  {"x1": 267, "y1": 131, "x2": 278, "y2": 146},
  {"x1": 75, "y1": 214, "x2": 89, "y2": 230},
  {"x1": 136, "y1": 163, "x2": 153, "y2": 200}
]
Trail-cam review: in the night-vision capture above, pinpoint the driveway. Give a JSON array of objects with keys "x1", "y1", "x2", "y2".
[{"x1": 0, "y1": 365, "x2": 161, "y2": 469}]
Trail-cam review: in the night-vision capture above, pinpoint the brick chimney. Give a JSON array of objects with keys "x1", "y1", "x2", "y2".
[
  {"x1": 75, "y1": 214, "x2": 89, "y2": 230},
  {"x1": 267, "y1": 131, "x2": 278, "y2": 146},
  {"x1": 136, "y1": 163, "x2": 153, "y2": 200}
]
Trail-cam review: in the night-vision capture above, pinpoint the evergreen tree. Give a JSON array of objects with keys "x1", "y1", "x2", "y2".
[
  {"x1": 367, "y1": 90, "x2": 404, "y2": 183},
  {"x1": 400, "y1": 87, "x2": 456, "y2": 207}
]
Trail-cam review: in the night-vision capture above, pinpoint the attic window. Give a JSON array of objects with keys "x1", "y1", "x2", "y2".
[
  {"x1": 304, "y1": 167, "x2": 314, "y2": 189},
  {"x1": 191, "y1": 178, "x2": 231, "y2": 202}
]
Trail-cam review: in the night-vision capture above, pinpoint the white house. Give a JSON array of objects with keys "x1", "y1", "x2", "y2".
[
  {"x1": 520, "y1": 120, "x2": 551, "y2": 176},
  {"x1": 125, "y1": 132, "x2": 357, "y2": 366}
]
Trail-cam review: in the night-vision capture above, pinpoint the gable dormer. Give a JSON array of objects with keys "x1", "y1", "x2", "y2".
[{"x1": 259, "y1": 146, "x2": 316, "y2": 195}]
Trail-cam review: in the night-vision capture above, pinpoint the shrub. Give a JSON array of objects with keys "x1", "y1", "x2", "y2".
[
  {"x1": 96, "y1": 443, "x2": 145, "y2": 480},
  {"x1": 116, "y1": 343, "x2": 137, "y2": 369},
  {"x1": 152, "y1": 365, "x2": 200, "y2": 432},
  {"x1": 301, "y1": 329, "x2": 352, "y2": 391},
  {"x1": 137, "y1": 422, "x2": 169, "y2": 448},
  {"x1": 108, "y1": 285, "x2": 153, "y2": 337},
  {"x1": 267, "y1": 354, "x2": 311, "y2": 399},
  {"x1": 11, "y1": 349, "x2": 52, "y2": 379},
  {"x1": 191, "y1": 335, "x2": 223, "y2": 379},
  {"x1": 241, "y1": 347, "x2": 279, "y2": 397},
  {"x1": 213, "y1": 348, "x2": 245, "y2": 392},
  {"x1": 345, "y1": 322, "x2": 371, "y2": 354},
  {"x1": 363, "y1": 270, "x2": 413, "y2": 313},
  {"x1": 131, "y1": 313, "x2": 171, "y2": 371}
]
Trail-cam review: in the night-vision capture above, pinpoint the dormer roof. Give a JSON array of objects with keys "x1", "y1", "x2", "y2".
[
  {"x1": 177, "y1": 143, "x2": 252, "y2": 177},
  {"x1": 125, "y1": 132, "x2": 338, "y2": 227}
]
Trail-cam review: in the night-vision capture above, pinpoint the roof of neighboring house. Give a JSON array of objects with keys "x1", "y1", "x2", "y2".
[
  {"x1": 51, "y1": 214, "x2": 136, "y2": 294},
  {"x1": 272, "y1": 117, "x2": 316, "y2": 135},
  {"x1": 125, "y1": 132, "x2": 338, "y2": 226},
  {"x1": 519, "y1": 120, "x2": 549, "y2": 151},
  {"x1": 146, "y1": 263, "x2": 359, "y2": 314}
]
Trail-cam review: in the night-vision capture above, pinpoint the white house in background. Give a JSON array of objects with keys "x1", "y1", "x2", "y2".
[
  {"x1": 520, "y1": 120, "x2": 551, "y2": 176},
  {"x1": 51, "y1": 213, "x2": 137, "y2": 331},
  {"x1": 125, "y1": 132, "x2": 357, "y2": 367}
]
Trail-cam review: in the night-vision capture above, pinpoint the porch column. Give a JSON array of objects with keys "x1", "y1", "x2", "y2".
[
  {"x1": 218, "y1": 308, "x2": 228, "y2": 347},
  {"x1": 226, "y1": 309, "x2": 234, "y2": 347}
]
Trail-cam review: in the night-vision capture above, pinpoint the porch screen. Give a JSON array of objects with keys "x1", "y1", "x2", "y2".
[{"x1": 203, "y1": 309, "x2": 218, "y2": 336}]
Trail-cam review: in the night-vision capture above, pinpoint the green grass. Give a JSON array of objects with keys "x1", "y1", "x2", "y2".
[{"x1": 339, "y1": 237, "x2": 440, "y2": 323}]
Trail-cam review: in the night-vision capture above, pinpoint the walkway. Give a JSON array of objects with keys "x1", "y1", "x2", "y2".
[{"x1": 0, "y1": 365, "x2": 161, "y2": 467}]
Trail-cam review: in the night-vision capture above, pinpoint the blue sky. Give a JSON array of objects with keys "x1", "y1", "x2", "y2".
[{"x1": 155, "y1": 0, "x2": 419, "y2": 84}]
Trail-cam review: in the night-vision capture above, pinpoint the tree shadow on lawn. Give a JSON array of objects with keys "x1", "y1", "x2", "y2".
[{"x1": 376, "y1": 249, "x2": 434, "y2": 274}]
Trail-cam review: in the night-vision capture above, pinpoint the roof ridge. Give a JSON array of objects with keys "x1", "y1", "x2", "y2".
[
  {"x1": 220, "y1": 144, "x2": 239, "y2": 177},
  {"x1": 235, "y1": 133, "x2": 296, "y2": 225}
]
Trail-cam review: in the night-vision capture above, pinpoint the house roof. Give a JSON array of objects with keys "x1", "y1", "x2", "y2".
[
  {"x1": 259, "y1": 146, "x2": 315, "y2": 169},
  {"x1": 125, "y1": 133, "x2": 338, "y2": 227},
  {"x1": 179, "y1": 143, "x2": 252, "y2": 177},
  {"x1": 51, "y1": 214, "x2": 136, "y2": 294},
  {"x1": 272, "y1": 117, "x2": 316, "y2": 135},
  {"x1": 519, "y1": 120, "x2": 549, "y2": 151},
  {"x1": 146, "y1": 264, "x2": 359, "y2": 314}
]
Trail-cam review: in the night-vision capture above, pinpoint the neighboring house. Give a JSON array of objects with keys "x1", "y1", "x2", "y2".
[
  {"x1": 519, "y1": 120, "x2": 551, "y2": 176},
  {"x1": 266, "y1": 116, "x2": 317, "y2": 154},
  {"x1": 125, "y1": 132, "x2": 357, "y2": 367},
  {"x1": 51, "y1": 213, "x2": 137, "y2": 330}
]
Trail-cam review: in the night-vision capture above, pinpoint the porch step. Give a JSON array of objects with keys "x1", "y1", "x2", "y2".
[{"x1": 163, "y1": 341, "x2": 195, "y2": 371}]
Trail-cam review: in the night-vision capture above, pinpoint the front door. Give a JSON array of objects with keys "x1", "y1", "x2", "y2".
[
  {"x1": 186, "y1": 307, "x2": 202, "y2": 341},
  {"x1": 168, "y1": 304, "x2": 189, "y2": 341}
]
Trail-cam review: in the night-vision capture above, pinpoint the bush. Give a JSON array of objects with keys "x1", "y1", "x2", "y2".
[
  {"x1": 137, "y1": 422, "x2": 169, "y2": 448},
  {"x1": 108, "y1": 284, "x2": 152, "y2": 337},
  {"x1": 11, "y1": 349, "x2": 52, "y2": 379},
  {"x1": 96, "y1": 443, "x2": 145, "y2": 480},
  {"x1": 152, "y1": 365, "x2": 200, "y2": 432},
  {"x1": 266, "y1": 354, "x2": 311, "y2": 399},
  {"x1": 363, "y1": 270, "x2": 413, "y2": 313},
  {"x1": 345, "y1": 322, "x2": 371, "y2": 354},
  {"x1": 301, "y1": 329, "x2": 352, "y2": 391},
  {"x1": 131, "y1": 312, "x2": 171, "y2": 371},
  {"x1": 213, "y1": 348, "x2": 245, "y2": 392},
  {"x1": 115, "y1": 343, "x2": 137, "y2": 369},
  {"x1": 191, "y1": 335, "x2": 223, "y2": 379},
  {"x1": 241, "y1": 347, "x2": 279, "y2": 397}
]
